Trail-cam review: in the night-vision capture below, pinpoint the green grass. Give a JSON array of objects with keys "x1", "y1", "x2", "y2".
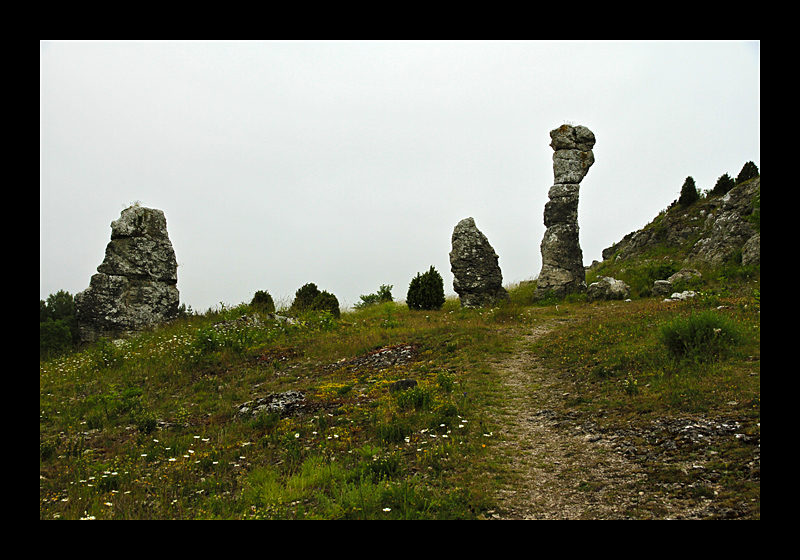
[
  {"x1": 39, "y1": 298, "x2": 510, "y2": 519},
  {"x1": 40, "y1": 273, "x2": 760, "y2": 519},
  {"x1": 527, "y1": 297, "x2": 760, "y2": 415}
]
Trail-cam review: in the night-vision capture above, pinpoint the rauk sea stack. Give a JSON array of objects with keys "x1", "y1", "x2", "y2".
[
  {"x1": 75, "y1": 205, "x2": 180, "y2": 342},
  {"x1": 534, "y1": 124, "x2": 596, "y2": 300},
  {"x1": 449, "y1": 217, "x2": 510, "y2": 308}
]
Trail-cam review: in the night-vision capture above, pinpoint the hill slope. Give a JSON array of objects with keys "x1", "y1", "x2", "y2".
[
  {"x1": 586, "y1": 176, "x2": 760, "y2": 299},
  {"x1": 600, "y1": 176, "x2": 760, "y2": 268},
  {"x1": 40, "y1": 177, "x2": 760, "y2": 520}
]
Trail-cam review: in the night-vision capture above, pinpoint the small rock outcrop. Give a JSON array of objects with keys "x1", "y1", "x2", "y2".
[
  {"x1": 587, "y1": 277, "x2": 631, "y2": 302},
  {"x1": 325, "y1": 343, "x2": 420, "y2": 372},
  {"x1": 652, "y1": 280, "x2": 673, "y2": 297},
  {"x1": 236, "y1": 391, "x2": 306, "y2": 419},
  {"x1": 449, "y1": 217, "x2": 510, "y2": 308},
  {"x1": 667, "y1": 268, "x2": 702, "y2": 285},
  {"x1": 75, "y1": 205, "x2": 180, "y2": 342},
  {"x1": 534, "y1": 125, "x2": 596, "y2": 300},
  {"x1": 652, "y1": 268, "x2": 703, "y2": 297},
  {"x1": 663, "y1": 290, "x2": 697, "y2": 303}
]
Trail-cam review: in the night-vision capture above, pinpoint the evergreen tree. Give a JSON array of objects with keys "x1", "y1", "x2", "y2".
[
  {"x1": 678, "y1": 176, "x2": 700, "y2": 208},
  {"x1": 311, "y1": 291, "x2": 340, "y2": 318},
  {"x1": 407, "y1": 266, "x2": 445, "y2": 310},
  {"x1": 251, "y1": 290, "x2": 275, "y2": 314},
  {"x1": 711, "y1": 173, "x2": 736, "y2": 196},
  {"x1": 736, "y1": 161, "x2": 759, "y2": 184},
  {"x1": 291, "y1": 283, "x2": 321, "y2": 312}
]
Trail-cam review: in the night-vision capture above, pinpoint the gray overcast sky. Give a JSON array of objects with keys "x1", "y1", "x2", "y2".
[{"x1": 40, "y1": 40, "x2": 760, "y2": 312}]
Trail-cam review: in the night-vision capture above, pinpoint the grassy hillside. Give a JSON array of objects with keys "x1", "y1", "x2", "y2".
[
  {"x1": 592, "y1": 175, "x2": 760, "y2": 298},
  {"x1": 40, "y1": 269, "x2": 760, "y2": 519}
]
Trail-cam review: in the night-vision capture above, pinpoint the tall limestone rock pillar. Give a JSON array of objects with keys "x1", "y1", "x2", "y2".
[
  {"x1": 534, "y1": 124, "x2": 596, "y2": 300},
  {"x1": 75, "y1": 205, "x2": 180, "y2": 342}
]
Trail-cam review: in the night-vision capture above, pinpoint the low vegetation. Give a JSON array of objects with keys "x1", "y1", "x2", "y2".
[{"x1": 40, "y1": 263, "x2": 759, "y2": 519}]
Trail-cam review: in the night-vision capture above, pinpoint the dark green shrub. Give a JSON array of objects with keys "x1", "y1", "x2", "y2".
[
  {"x1": 177, "y1": 303, "x2": 194, "y2": 318},
  {"x1": 407, "y1": 266, "x2": 445, "y2": 311},
  {"x1": 251, "y1": 290, "x2": 276, "y2": 314},
  {"x1": 678, "y1": 176, "x2": 699, "y2": 208},
  {"x1": 40, "y1": 290, "x2": 75, "y2": 322},
  {"x1": 291, "y1": 283, "x2": 321, "y2": 313},
  {"x1": 311, "y1": 290, "x2": 340, "y2": 318},
  {"x1": 658, "y1": 310, "x2": 742, "y2": 362},
  {"x1": 40, "y1": 320, "x2": 72, "y2": 359},
  {"x1": 40, "y1": 290, "x2": 79, "y2": 346},
  {"x1": 711, "y1": 173, "x2": 736, "y2": 196},
  {"x1": 735, "y1": 161, "x2": 759, "y2": 184}
]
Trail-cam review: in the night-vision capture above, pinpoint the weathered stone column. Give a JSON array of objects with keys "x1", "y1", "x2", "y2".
[
  {"x1": 534, "y1": 125, "x2": 596, "y2": 300},
  {"x1": 75, "y1": 205, "x2": 180, "y2": 342},
  {"x1": 450, "y1": 217, "x2": 510, "y2": 308}
]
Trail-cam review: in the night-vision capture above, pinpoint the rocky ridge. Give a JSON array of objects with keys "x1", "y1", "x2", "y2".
[{"x1": 601, "y1": 176, "x2": 760, "y2": 267}]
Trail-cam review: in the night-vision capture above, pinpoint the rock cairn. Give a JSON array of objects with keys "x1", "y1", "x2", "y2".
[
  {"x1": 449, "y1": 217, "x2": 510, "y2": 308},
  {"x1": 534, "y1": 125, "x2": 596, "y2": 300},
  {"x1": 75, "y1": 205, "x2": 180, "y2": 342}
]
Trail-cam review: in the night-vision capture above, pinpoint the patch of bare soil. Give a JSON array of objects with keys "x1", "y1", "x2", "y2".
[{"x1": 486, "y1": 324, "x2": 759, "y2": 520}]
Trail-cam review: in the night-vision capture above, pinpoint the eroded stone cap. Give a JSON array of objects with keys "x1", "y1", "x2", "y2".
[
  {"x1": 111, "y1": 205, "x2": 169, "y2": 239},
  {"x1": 549, "y1": 124, "x2": 596, "y2": 151}
]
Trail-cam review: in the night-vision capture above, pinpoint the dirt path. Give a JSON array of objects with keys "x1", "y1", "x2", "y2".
[
  {"x1": 487, "y1": 324, "x2": 647, "y2": 519},
  {"x1": 485, "y1": 321, "x2": 760, "y2": 520}
]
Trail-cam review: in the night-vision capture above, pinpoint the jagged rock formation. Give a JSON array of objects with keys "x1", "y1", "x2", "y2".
[
  {"x1": 75, "y1": 205, "x2": 180, "y2": 342},
  {"x1": 449, "y1": 217, "x2": 510, "y2": 308},
  {"x1": 534, "y1": 125, "x2": 596, "y2": 300},
  {"x1": 687, "y1": 177, "x2": 760, "y2": 266},
  {"x1": 601, "y1": 176, "x2": 760, "y2": 267},
  {"x1": 652, "y1": 268, "x2": 702, "y2": 297}
]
